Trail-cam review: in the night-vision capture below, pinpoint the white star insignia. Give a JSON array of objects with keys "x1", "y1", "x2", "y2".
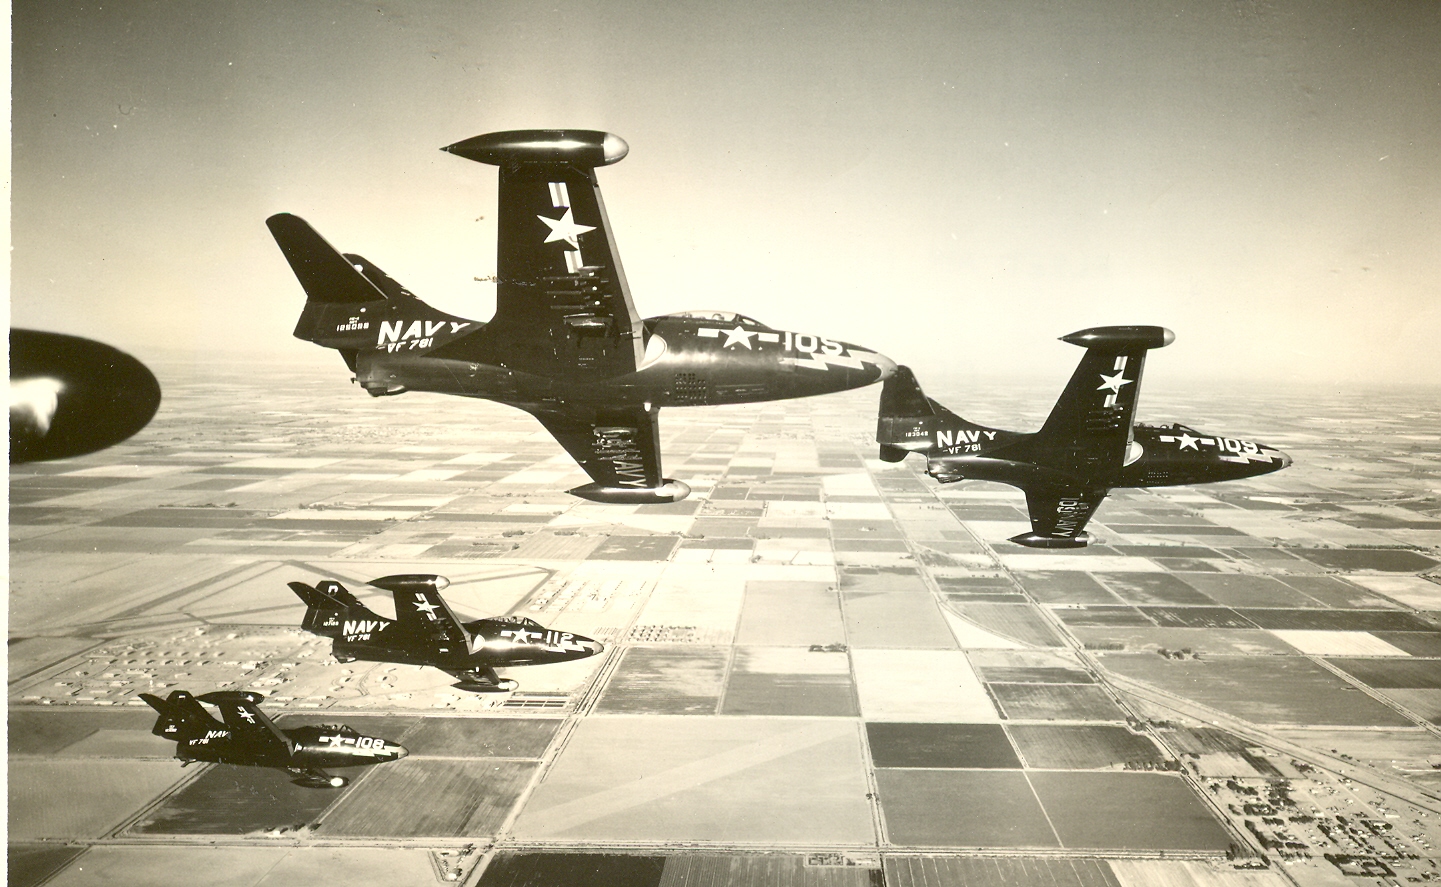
[
  {"x1": 501, "y1": 628, "x2": 539, "y2": 644},
  {"x1": 413, "y1": 598, "x2": 439, "y2": 618},
  {"x1": 537, "y1": 209, "x2": 595, "y2": 249},
  {"x1": 1175, "y1": 432, "x2": 1200, "y2": 450},
  {"x1": 721, "y1": 325, "x2": 757, "y2": 349},
  {"x1": 239, "y1": 709, "x2": 256, "y2": 723},
  {"x1": 1097, "y1": 372, "x2": 1132, "y2": 394}
]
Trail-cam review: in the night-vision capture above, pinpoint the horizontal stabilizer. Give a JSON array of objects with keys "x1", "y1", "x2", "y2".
[{"x1": 267, "y1": 213, "x2": 387, "y2": 305}]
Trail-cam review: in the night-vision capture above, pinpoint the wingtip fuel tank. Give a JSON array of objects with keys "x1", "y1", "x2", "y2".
[{"x1": 442, "y1": 130, "x2": 629, "y2": 167}]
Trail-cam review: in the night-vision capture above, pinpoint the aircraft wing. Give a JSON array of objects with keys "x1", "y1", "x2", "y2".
[
  {"x1": 1012, "y1": 486, "x2": 1110, "y2": 548},
  {"x1": 197, "y1": 691, "x2": 293, "y2": 754},
  {"x1": 390, "y1": 586, "x2": 471, "y2": 652},
  {"x1": 527, "y1": 404, "x2": 686, "y2": 503},
  {"x1": 1033, "y1": 326, "x2": 1172, "y2": 480},
  {"x1": 441, "y1": 131, "x2": 644, "y2": 378}
]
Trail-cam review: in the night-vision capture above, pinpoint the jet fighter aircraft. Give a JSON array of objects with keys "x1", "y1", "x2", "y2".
[
  {"x1": 876, "y1": 326, "x2": 1291, "y2": 548},
  {"x1": 288, "y1": 573, "x2": 603, "y2": 692},
  {"x1": 267, "y1": 130, "x2": 895, "y2": 503},
  {"x1": 139, "y1": 689, "x2": 406, "y2": 787}
]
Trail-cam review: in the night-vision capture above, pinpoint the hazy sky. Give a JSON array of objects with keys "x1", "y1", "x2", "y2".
[{"x1": 12, "y1": 0, "x2": 1441, "y2": 389}]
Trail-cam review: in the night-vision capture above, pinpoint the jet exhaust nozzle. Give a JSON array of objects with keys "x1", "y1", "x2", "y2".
[
  {"x1": 368, "y1": 574, "x2": 451, "y2": 593},
  {"x1": 569, "y1": 479, "x2": 691, "y2": 504}
]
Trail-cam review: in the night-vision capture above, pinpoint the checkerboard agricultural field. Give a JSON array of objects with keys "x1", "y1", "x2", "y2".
[{"x1": 10, "y1": 359, "x2": 1441, "y2": 887}]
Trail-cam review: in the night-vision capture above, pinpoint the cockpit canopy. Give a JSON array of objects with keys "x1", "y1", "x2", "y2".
[
  {"x1": 1142, "y1": 423, "x2": 1202, "y2": 434},
  {"x1": 667, "y1": 310, "x2": 766, "y2": 326},
  {"x1": 490, "y1": 615, "x2": 544, "y2": 629},
  {"x1": 317, "y1": 724, "x2": 357, "y2": 734}
]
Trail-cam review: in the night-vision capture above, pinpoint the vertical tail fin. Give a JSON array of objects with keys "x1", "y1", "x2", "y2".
[
  {"x1": 289, "y1": 580, "x2": 387, "y2": 639},
  {"x1": 876, "y1": 366, "x2": 1002, "y2": 461},
  {"x1": 1033, "y1": 326, "x2": 1173, "y2": 478},
  {"x1": 139, "y1": 690, "x2": 223, "y2": 741}
]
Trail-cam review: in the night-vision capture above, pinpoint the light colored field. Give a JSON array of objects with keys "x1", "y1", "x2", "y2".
[
  {"x1": 44, "y1": 846, "x2": 436, "y2": 887},
  {"x1": 1348, "y1": 575, "x2": 1441, "y2": 609},
  {"x1": 851, "y1": 649, "x2": 997, "y2": 722},
  {"x1": 735, "y1": 581, "x2": 846, "y2": 646},
  {"x1": 9, "y1": 759, "x2": 187, "y2": 840},
  {"x1": 942, "y1": 609, "x2": 1026, "y2": 649},
  {"x1": 513, "y1": 715, "x2": 874, "y2": 844},
  {"x1": 1270, "y1": 629, "x2": 1412, "y2": 656},
  {"x1": 632, "y1": 562, "x2": 748, "y2": 640},
  {"x1": 59, "y1": 729, "x2": 177, "y2": 759},
  {"x1": 733, "y1": 646, "x2": 851, "y2": 674},
  {"x1": 843, "y1": 590, "x2": 956, "y2": 649},
  {"x1": 1109, "y1": 859, "x2": 1289, "y2": 887},
  {"x1": 321, "y1": 758, "x2": 536, "y2": 837}
]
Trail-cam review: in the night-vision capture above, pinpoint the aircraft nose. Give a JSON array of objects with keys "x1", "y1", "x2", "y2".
[
  {"x1": 870, "y1": 351, "x2": 898, "y2": 381},
  {"x1": 1275, "y1": 449, "x2": 1293, "y2": 470},
  {"x1": 584, "y1": 639, "x2": 605, "y2": 656},
  {"x1": 392, "y1": 744, "x2": 409, "y2": 760}
]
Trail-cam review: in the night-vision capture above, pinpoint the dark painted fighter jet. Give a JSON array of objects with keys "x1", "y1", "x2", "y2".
[
  {"x1": 267, "y1": 130, "x2": 895, "y2": 503},
  {"x1": 9, "y1": 330, "x2": 161, "y2": 463},
  {"x1": 876, "y1": 326, "x2": 1291, "y2": 548},
  {"x1": 139, "y1": 689, "x2": 406, "y2": 787},
  {"x1": 288, "y1": 573, "x2": 603, "y2": 692}
]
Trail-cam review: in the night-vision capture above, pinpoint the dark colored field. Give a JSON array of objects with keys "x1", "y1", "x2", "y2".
[
  {"x1": 7, "y1": 844, "x2": 86, "y2": 887},
  {"x1": 1238, "y1": 609, "x2": 1434, "y2": 632},
  {"x1": 95, "y1": 508, "x2": 264, "y2": 529},
  {"x1": 1113, "y1": 545, "x2": 1222, "y2": 559},
  {"x1": 839, "y1": 567, "x2": 929, "y2": 594},
  {"x1": 660, "y1": 855, "x2": 879, "y2": 886},
  {"x1": 132, "y1": 764, "x2": 359, "y2": 834},
  {"x1": 1374, "y1": 632, "x2": 1441, "y2": 656},
  {"x1": 1175, "y1": 574, "x2": 1319, "y2": 608},
  {"x1": 481, "y1": 853, "x2": 665, "y2": 887},
  {"x1": 8, "y1": 709, "x2": 158, "y2": 755},
  {"x1": 876, "y1": 769, "x2": 1058, "y2": 848},
  {"x1": 588, "y1": 535, "x2": 680, "y2": 560},
  {"x1": 867, "y1": 723, "x2": 1021, "y2": 769},
  {"x1": 1105, "y1": 524, "x2": 1245, "y2": 537},
  {"x1": 681, "y1": 536, "x2": 755, "y2": 551},
  {"x1": 721, "y1": 673, "x2": 857, "y2": 717},
  {"x1": 949, "y1": 603, "x2": 1063, "y2": 647},
  {"x1": 1007, "y1": 725, "x2": 1166, "y2": 770},
  {"x1": 884, "y1": 856, "x2": 1121, "y2": 887},
  {"x1": 1162, "y1": 727, "x2": 1283, "y2": 776},
  {"x1": 950, "y1": 505, "x2": 1028, "y2": 520},
  {"x1": 975, "y1": 667, "x2": 1095, "y2": 684},
  {"x1": 1051, "y1": 607, "x2": 1153, "y2": 627},
  {"x1": 1101, "y1": 655, "x2": 1414, "y2": 727},
  {"x1": 1149, "y1": 558, "x2": 1222, "y2": 572},
  {"x1": 393, "y1": 717, "x2": 560, "y2": 757},
  {"x1": 987, "y1": 684, "x2": 1124, "y2": 721},
  {"x1": 1140, "y1": 607, "x2": 1254, "y2": 629},
  {"x1": 595, "y1": 647, "x2": 728, "y2": 715},
  {"x1": 1278, "y1": 575, "x2": 1395, "y2": 609},
  {"x1": 1328, "y1": 659, "x2": 1441, "y2": 690},
  {"x1": 1291, "y1": 548, "x2": 1438, "y2": 572},
  {"x1": 834, "y1": 538, "x2": 910, "y2": 553},
  {"x1": 1095, "y1": 573, "x2": 1215, "y2": 606},
  {"x1": 1028, "y1": 772, "x2": 1231, "y2": 850}
]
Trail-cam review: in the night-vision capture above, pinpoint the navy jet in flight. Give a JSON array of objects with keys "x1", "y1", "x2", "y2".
[
  {"x1": 267, "y1": 130, "x2": 895, "y2": 503},
  {"x1": 876, "y1": 326, "x2": 1290, "y2": 548},
  {"x1": 288, "y1": 573, "x2": 603, "y2": 692},
  {"x1": 10, "y1": 330, "x2": 161, "y2": 463},
  {"x1": 139, "y1": 689, "x2": 406, "y2": 787}
]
